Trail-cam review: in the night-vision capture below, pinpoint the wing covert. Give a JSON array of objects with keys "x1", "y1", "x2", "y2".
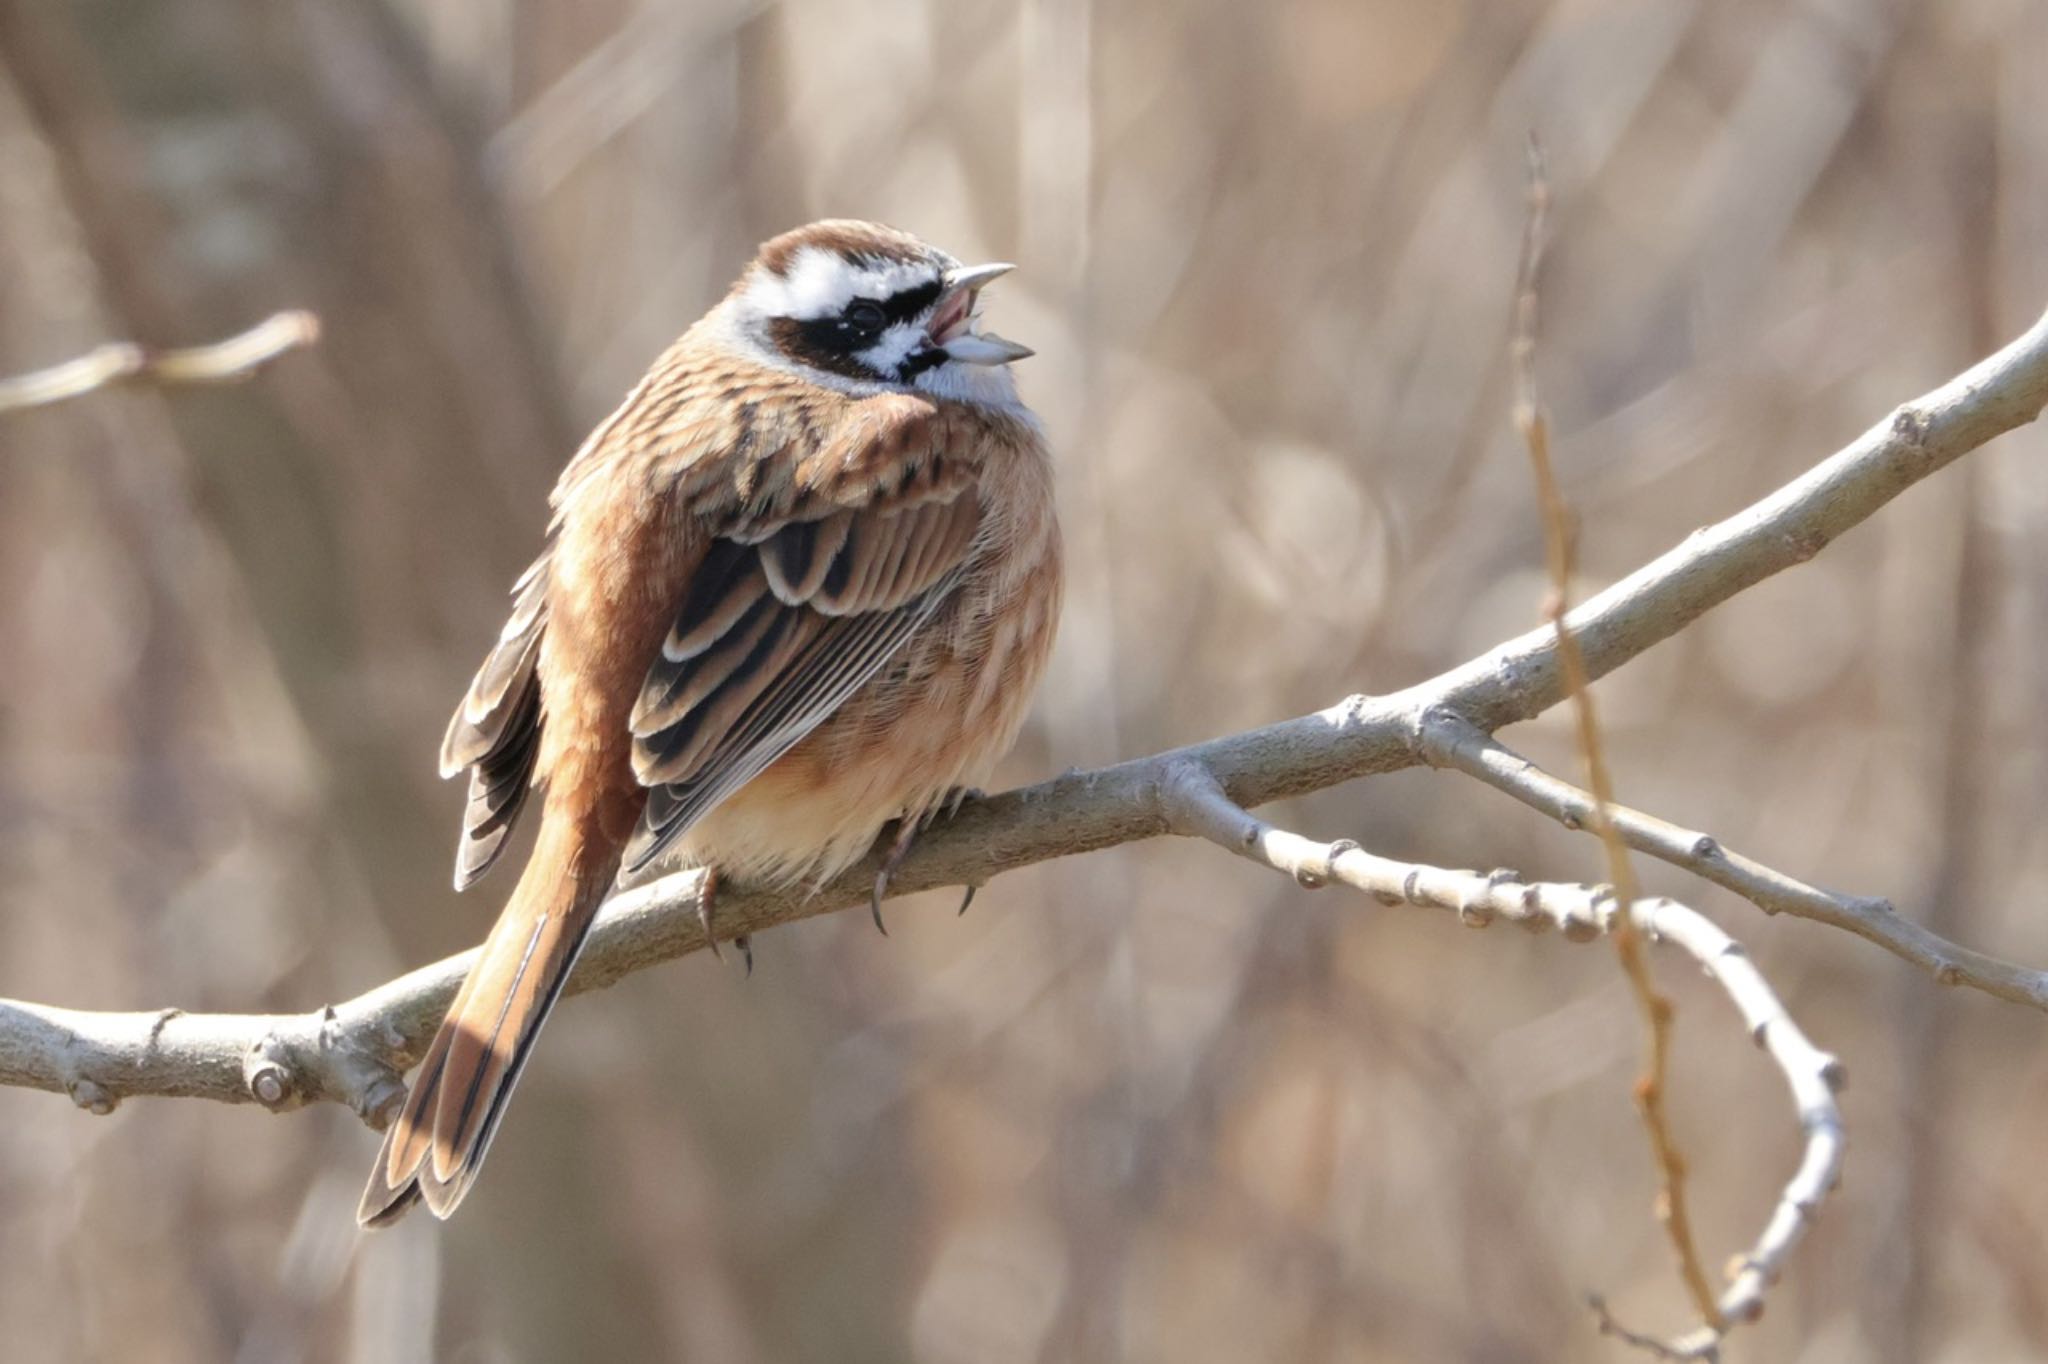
[{"x1": 621, "y1": 486, "x2": 982, "y2": 875}]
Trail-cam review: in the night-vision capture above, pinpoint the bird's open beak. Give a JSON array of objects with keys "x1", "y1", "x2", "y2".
[{"x1": 929, "y1": 263, "x2": 1033, "y2": 365}]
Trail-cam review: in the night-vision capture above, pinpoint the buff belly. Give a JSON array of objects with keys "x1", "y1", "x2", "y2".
[{"x1": 666, "y1": 569, "x2": 1057, "y2": 888}]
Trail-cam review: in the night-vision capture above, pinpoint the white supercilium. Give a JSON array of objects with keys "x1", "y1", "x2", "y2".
[{"x1": 743, "y1": 246, "x2": 943, "y2": 321}]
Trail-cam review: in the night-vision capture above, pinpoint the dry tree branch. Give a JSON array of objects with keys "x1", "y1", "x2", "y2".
[
  {"x1": 1509, "y1": 140, "x2": 1719, "y2": 1335},
  {"x1": 1155, "y1": 762, "x2": 1844, "y2": 1360},
  {"x1": 2, "y1": 297, "x2": 2047, "y2": 1117},
  {"x1": 1418, "y1": 713, "x2": 2048, "y2": 1010},
  {"x1": 0, "y1": 310, "x2": 319, "y2": 413}
]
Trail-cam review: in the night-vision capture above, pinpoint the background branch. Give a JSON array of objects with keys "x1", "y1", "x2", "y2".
[
  {"x1": 1510, "y1": 134, "x2": 1719, "y2": 1335},
  {"x1": 0, "y1": 310, "x2": 319, "y2": 412}
]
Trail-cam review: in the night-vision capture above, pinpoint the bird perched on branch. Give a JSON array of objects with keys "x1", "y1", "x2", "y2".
[{"x1": 359, "y1": 220, "x2": 1062, "y2": 1226}]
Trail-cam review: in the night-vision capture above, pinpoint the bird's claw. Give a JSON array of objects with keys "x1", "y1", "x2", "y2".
[
  {"x1": 871, "y1": 791, "x2": 989, "y2": 934},
  {"x1": 697, "y1": 867, "x2": 731, "y2": 966},
  {"x1": 869, "y1": 871, "x2": 893, "y2": 937}
]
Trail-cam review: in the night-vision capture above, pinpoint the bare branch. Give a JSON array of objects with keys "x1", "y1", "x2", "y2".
[
  {"x1": 1419, "y1": 712, "x2": 2048, "y2": 1011},
  {"x1": 0, "y1": 310, "x2": 319, "y2": 413},
  {"x1": 1156, "y1": 762, "x2": 1846, "y2": 1360}
]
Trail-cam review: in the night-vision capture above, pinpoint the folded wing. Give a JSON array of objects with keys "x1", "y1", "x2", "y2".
[{"x1": 623, "y1": 488, "x2": 982, "y2": 873}]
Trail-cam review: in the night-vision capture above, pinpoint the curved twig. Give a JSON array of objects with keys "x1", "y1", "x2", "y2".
[{"x1": 1156, "y1": 761, "x2": 1845, "y2": 1360}]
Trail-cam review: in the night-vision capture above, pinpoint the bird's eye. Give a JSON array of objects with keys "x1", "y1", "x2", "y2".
[{"x1": 844, "y1": 301, "x2": 887, "y2": 334}]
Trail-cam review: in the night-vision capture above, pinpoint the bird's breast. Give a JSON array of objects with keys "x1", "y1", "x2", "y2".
[{"x1": 676, "y1": 428, "x2": 1062, "y2": 887}]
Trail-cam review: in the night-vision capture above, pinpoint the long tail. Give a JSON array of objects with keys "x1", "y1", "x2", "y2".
[{"x1": 358, "y1": 821, "x2": 613, "y2": 1227}]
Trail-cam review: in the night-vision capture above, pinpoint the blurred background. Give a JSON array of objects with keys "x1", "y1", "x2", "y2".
[{"x1": 2, "y1": 0, "x2": 2046, "y2": 1359}]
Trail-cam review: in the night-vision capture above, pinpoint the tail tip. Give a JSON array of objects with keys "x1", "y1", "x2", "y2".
[{"x1": 357, "y1": 1174, "x2": 423, "y2": 1229}]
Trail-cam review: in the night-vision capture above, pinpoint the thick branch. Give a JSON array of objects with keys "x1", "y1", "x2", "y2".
[{"x1": 3, "y1": 304, "x2": 2047, "y2": 1119}]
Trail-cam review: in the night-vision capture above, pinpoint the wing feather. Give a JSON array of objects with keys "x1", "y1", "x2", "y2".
[
  {"x1": 620, "y1": 470, "x2": 983, "y2": 875},
  {"x1": 443, "y1": 551, "x2": 551, "y2": 890}
]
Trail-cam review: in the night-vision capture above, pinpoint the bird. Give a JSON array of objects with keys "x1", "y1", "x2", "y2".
[{"x1": 358, "y1": 220, "x2": 1062, "y2": 1226}]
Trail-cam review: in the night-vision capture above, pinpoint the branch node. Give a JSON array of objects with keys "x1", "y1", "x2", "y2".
[
  {"x1": 243, "y1": 1039, "x2": 297, "y2": 1111},
  {"x1": 1819, "y1": 1056, "x2": 1848, "y2": 1093},
  {"x1": 1891, "y1": 405, "x2": 1929, "y2": 448},
  {"x1": 1560, "y1": 903, "x2": 1603, "y2": 943},
  {"x1": 145, "y1": 1007, "x2": 184, "y2": 1050},
  {"x1": 1303, "y1": 838, "x2": 1345, "y2": 890},
  {"x1": 1401, "y1": 868, "x2": 1425, "y2": 907},
  {"x1": 1411, "y1": 705, "x2": 1459, "y2": 765},
  {"x1": 68, "y1": 1078, "x2": 116, "y2": 1115}
]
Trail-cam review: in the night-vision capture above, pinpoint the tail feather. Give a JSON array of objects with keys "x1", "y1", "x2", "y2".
[{"x1": 358, "y1": 846, "x2": 607, "y2": 1227}]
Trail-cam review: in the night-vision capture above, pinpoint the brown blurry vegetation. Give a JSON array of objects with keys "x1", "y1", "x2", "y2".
[{"x1": 2, "y1": 1, "x2": 2046, "y2": 1361}]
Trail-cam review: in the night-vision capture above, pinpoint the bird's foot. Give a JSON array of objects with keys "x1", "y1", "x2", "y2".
[
  {"x1": 697, "y1": 867, "x2": 754, "y2": 977},
  {"x1": 870, "y1": 821, "x2": 914, "y2": 937},
  {"x1": 945, "y1": 787, "x2": 984, "y2": 915},
  {"x1": 870, "y1": 790, "x2": 989, "y2": 932}
]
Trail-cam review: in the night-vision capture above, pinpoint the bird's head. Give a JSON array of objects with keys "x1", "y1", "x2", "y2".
[{"x1": 727, "y1": 220, "x2": 1031, "y2": 402}]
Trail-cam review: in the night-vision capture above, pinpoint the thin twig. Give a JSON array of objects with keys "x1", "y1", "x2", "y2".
[
  {"x1": 0, "y1": 310, "x2": 320, "y2": 414},
  {"x1": 1416, "y1": 712, "x2": 2048, "y2": 1009},
  {"x1": 1156, "y1": 762, "x2": 1845, "y2": 1359},
  {"x1": 1510, "y1": 136, "x2": 1720, "y2": 1333}
]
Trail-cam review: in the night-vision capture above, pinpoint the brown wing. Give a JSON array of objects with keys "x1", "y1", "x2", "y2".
[
  {"x1": 621, "y1": 399, "x2": 987, "y2": 875},
  {"x1": 441, "y1": 550, "x2": 551, "y2": 890}
]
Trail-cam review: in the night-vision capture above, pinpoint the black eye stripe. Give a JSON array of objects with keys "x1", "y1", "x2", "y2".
[
  {"x1": 876, "y1": 280, "x2": 941, "y2": 326},
  {"x1": 831, "y1": 280, "x2": 943, "y2": 333},
  {"x1": 765, "y1": 273, "x2": 949, "y2": 381},
  {"x1": 769, "y1": 317, "x2": 879, "y2": 380}
]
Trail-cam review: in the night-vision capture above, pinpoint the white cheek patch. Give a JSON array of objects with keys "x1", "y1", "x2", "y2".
[
  {"x1": 856, "y1": 321, "x2": 926, "y2": 377},
  {"x1": 747, "y1": 246, "x2": 938, "y2": 321}
]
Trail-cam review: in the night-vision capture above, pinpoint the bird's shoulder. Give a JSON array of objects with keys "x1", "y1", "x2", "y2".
[{"x1": 553, "y1": 336, "x2": 1037, "y2": 530}]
